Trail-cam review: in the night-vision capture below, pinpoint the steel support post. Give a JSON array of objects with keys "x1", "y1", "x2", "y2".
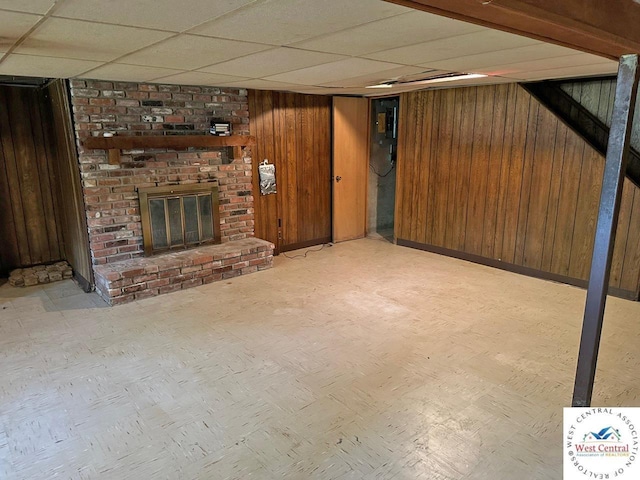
[{"x1": 572, "y1": 54, "x2": 640, "y2": 407}]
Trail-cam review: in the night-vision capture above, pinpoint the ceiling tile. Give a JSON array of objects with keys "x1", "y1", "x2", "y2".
[
  {"x1": 189, "y1": 0, "x2": 409, "y2": 45},
  {"x1": 292, "y1": 11, "x2": 484, "y2": 56},
  {"x1": 366, "y1": 29, "x2": 541, "y2": 66},
  {"x1": 0, "y1": 53, "x2": 101, "y2": 77},
  {"x1": 264, "y1": 58, "x2": 408, "y2": 86},
  {"x1": 474, "y1": 54, "x2": 617, "y2": 76},
  {"x1": 321, "y1": 65, "x2": 430, "y2": 87},
  {"x1": 151, "y1": 71, "x2": 250, "y2": 86},
  {"x1": 361, "y1": 74, "x2": 515, "y2": 96},
  {"x1": 281, "y1": 85, "x2": 352, "y2": 95},
  {"x1": 227, "y1": 78, "x2": 304, "y2": 91},
  {"x1": 14, "y1": 18, "x2": 172, "y2": 61},
  {"x1": 420, "y1": 43, "x2": 584, "y2": 71},
  {"x1": 200, "y1": 47, "x2": 345, "y2": 78},
  {"x1": 507, "y1": 63, "x2": 618, "y2": 81},
  {"x1": 0, "y1": 0, "x2": 54, "y2": 14},
  {"x1": 118, "y1": 35, "x2": 271, "y2": 70},
  {"x1": 82, "y1": 63, "x2": 184, "y2": 82},
  {"x1": 0, "y1": 11, "x2": 42, "y2": 53},
  {"x1": 52, "y1": 0, "x2": 256, "y2": 32}
]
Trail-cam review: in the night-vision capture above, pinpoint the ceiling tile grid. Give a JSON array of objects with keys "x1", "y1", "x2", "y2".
[{"x1": 0, "y1": 0, "x2": 618, "y2": 94}]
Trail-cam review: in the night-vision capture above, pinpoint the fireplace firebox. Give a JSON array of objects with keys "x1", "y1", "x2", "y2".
[{"x1": 138, "y1": 182, "x2": 221, "y2": 256}]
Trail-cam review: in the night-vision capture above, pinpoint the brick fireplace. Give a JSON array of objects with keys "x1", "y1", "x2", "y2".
[{"x1": 70, "y1": 79, "x2": 273, "y2": 305}]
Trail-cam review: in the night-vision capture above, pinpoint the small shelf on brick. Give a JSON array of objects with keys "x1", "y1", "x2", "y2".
[{"x1": 83, "y1": 134, "x2": 256, "y2": 165}]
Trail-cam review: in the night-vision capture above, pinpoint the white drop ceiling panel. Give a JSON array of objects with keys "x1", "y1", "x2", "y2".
[
  {"x1": 200, "y1": 47, "x2": 345, "y2": 78},
  {"x1": 320, "y1": 65, "x2": 431, "y2": 88},
  {"x1": 291, "y1": 11, "x2": 484, "y2": 56},
  {"x1": 0, "y1": 11, "x2": 42, "y2": 54},
  {"x1": 188, "y1": 0, "x2": 408, "y2": 45},
  {"x1": 508, "y1": 63, "x2": 619, "y2": 81},
  {"x1": 0, "y1": 0, "x2": 619, "y2": 94},
  {"x1": 0, "y1": 0, "x2": 55, "y2": 14},
  {"x1": 118, "y1": 35, "x2": 270, "y2": 70},
  {"x1": 475, "y1": 54, "x2": 617, "y2": 77},
  {"x1": 82, "y1": 63, "x2": 184, "y2": 82},
  {"x1": 152, "y1": 70, "x2": 250, "y2": 86},
  {"x1": 366, "y1": 29, "x2": 542, "y2": 66},
  {"x1": 0, "y1": 53, "x2": 100, "y2": 77},
  {"x1": 422, "y1": 43, "x2": 586, "y2": 72},
  {"x1": 371, "y1": 74, "x2": 516, "y2": 95},
  {"x1": 265, "y1": 58, "x2": 409, "y2": 86},
  {"x1": 289, "y1": 85, "x2": 372, "y2": 96},
  {"x1": 223, "y1": 78, "x2": 304, "y2": 90},
  {"x1": 52, "y1": 0, "x2": 256, "y2": 32},
  {"x1": 13, "y1": 18, "x2": 172, "y2": 61}
]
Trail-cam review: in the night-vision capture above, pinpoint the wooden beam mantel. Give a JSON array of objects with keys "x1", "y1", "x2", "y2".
[
  {"x1": 384, "y1": 0, "x2": 640, "y2": 61},
  {"x1": 83, "y1": 134, "x2": 256, "y2": 165}
]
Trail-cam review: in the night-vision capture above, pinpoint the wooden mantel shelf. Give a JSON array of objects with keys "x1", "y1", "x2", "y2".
[{"x1": 83, "y1": 134, "x2": 256, "y2": 164}]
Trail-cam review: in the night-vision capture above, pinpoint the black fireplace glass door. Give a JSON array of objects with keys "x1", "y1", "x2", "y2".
[
  {"x1": 167, "y1": 197, "x2": 183, "y2": 246},
  {"x1": 149, "y1": 198, "x2": 168, "y2": 249},
  {"x1": 199, "y1": 195, "x2": 214, "y2": 241},
  {"x1": 183, "y1": 195, "x2": 199, "y2": 244}
]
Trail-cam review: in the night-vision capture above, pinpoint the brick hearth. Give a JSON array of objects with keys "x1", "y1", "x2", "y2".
[{"x1": 94, "y1": 238, "x2": 273, "y2": 305}]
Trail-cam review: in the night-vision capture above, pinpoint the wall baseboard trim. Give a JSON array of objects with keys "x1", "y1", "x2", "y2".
[{"x1": 397, "y1": 238, "x2": 638, "y2": 301}]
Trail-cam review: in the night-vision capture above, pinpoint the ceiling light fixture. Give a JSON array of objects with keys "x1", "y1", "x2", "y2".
[
  {"x1": 365, "y1": 83, "x2": 394, "y2": 89},
  {"x1": 365, "y1": 72, "x2": 489, "y2": 89}
]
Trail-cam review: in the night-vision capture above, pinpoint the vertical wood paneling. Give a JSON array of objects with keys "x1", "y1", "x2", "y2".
[
  {"x1": 454, "y1": 87, "x2": 477, "y2": 251},
  {"x1": 394, "y1": 94, "x2": 408, "y2": 242},
  {"x1": 249, "y1": 90, "x2": 331, "y2": 253},
  {"x1": 396, "y1": 83, "x2": 640, "y2": 299},
  {"x1": 501, "y1": 88, "x2": 530, "y2": 264},
  {"x1": 414, "y1": 91, "x2": 430, "y2": 244},
  {"x1": 444, "y1": 88, "x2": 464, "y2": 248},
  {"x1": 540, "y1": 124, "x2": 567, "y2": 272},
  {"x1": 619, "y1": 188, "x2": 640, "y2": 290},
  {"x1": 0, "y1": 85, "x2": 64, "y2": 274},
  {"x1": 482, "y1": 85, "x2": 506, "y2": 258},
  {"x1": 551, "y1": 135, "x2": 579, "y2": 278},
  {"x1": 1, "y1": 88, "x2": 34, "y2": 265},
  {"x1": 514, "y1": 98, "x2": 539, "y2": 266},
  {"x1": 523, "y1": 107, "x2": 556, "y2": 270},
  {"x1": 44, "y1": 80, "x2": 93, "y2": 287},
  {"x1": 610, "y1": 179, "x2": 634, "y2": 288},
  {"x1": 431, "y1": 89, "x2": 454, "y2": 247},
  {"x1": 0, "y1": 89, "x2": 21, "y2": 273},
  {"x1": 249, "y1": 90, "x2": 278, "y2": 250},
  {"x1": 569, "y1": 147, "x2": 603, "y2": 280},
  {"x1": 465, "y1": 86, "x2": 493, "y2": 256},
  {"x1": 493, "y1": 83, "x2": 518, "y2": 260}
]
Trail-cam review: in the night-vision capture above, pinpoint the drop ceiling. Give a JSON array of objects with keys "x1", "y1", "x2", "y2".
[{"x1": 0, "y1": 0, "x2": 618, "y2": 95}]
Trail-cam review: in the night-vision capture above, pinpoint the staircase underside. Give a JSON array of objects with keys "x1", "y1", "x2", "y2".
[{"x1": 522, "y1": 81, "x2": 640, "y2": 189}]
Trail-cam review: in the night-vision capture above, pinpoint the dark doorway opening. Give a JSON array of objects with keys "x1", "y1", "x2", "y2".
[{"x1": 368, "y1": 96, "x2": 399, "y2": 242}]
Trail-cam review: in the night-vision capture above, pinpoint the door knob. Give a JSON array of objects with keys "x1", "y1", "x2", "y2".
[{"x1": 336, "y1": 176, "x2": 342, "y2": 182}]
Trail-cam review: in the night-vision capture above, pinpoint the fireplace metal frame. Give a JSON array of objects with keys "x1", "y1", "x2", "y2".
[{"x1": 138, "y1": 182, "x2": 221, "y2": 256}]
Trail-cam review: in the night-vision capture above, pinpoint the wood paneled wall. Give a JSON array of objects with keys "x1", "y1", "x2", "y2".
[
  {"x1": 44, "y1": 80, "x2": 93, "y2": 289},
  {"x1": 249, "y1": 90, "x2": 332, "y2": 253},
  {"x1": 0, "y1": 85, "x2": 64, "y2": 275},
  {"x1": 395, "y1": 84, "x2": 640, "y2": 299}
]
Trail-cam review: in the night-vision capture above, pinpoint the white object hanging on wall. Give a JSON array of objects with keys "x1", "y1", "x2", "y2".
[{"x1": 258, "y1": 159, "x2": 276, "y2": 195}]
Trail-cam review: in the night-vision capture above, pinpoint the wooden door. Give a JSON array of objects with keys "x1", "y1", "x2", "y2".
[
  {"x1": 0, "y1": 85, "x2": 64, "y2": 275},
  {"x1": 332, "y1": 97, "x2": 369, "y2": 243},
  {"x1": 249, "y1": 90, "x2": 332, "y2": 253}
]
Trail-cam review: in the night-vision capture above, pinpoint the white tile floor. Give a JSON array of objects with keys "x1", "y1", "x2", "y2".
[{"x1": 1, "y1": 238, "x2": 639, "y2": 479}]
